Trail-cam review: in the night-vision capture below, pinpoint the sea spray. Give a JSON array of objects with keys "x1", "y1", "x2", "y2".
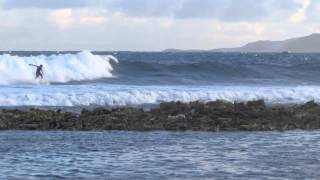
[
  {"x1": 0, "y1": 51, "x2": 118, "y2": 85},
  {"x1": 0, "y1": 85, "x2": 319, "y2": 106}
]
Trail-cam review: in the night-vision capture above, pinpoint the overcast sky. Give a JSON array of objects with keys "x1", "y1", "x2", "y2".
[{"x1": 0, "y1": 0, "x2": 319, "y2": 51}]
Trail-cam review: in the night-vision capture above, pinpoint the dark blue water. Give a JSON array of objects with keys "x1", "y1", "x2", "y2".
[
  {"x1": 104, "y1": 52, "x2": 320, "y2": 85},
  {"x1": 0, "y1": 130, "x2": 319, "y2": 179}
]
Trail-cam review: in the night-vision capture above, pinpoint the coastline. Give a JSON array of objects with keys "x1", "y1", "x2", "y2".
[{"x1": 1, "y1": 100, "x2": 320, "y2": 131}]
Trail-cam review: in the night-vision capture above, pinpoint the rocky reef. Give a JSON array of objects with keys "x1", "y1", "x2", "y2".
[{"x1": 0, "y1": 100, "x2": 320, "y2": 131}]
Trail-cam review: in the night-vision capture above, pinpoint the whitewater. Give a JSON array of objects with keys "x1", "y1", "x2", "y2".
[
  {"x1": 0, "y1": 51, "x2": 118, "y2": 85},
  {"x1": 1, "y1": 51, "x2": 320, "y2": 107},
  {"x1": 1, "y1": 85, "x2": 320, "y2": 106}
]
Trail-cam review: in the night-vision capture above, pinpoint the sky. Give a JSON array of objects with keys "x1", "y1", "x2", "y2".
[{"x1": 0, "y1": 0, "x2": 319, "y2": 51}]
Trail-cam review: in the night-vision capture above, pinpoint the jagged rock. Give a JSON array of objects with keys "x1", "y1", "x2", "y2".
[
  {"x1": 0, "y1": 118, "x2": 7, "y2": 130},
  {"x1": 159, "y1": 101, "x2": 190, "y2": 115},
  {"x1": 0, "y1": 100, "x2": 320, "y2": 131},
  {"x1": 19, "y1": 124, "x2": 40, "y2": 130},
  {"x1": 246, "y1": 100, "x2": 266, "y2": 110}
]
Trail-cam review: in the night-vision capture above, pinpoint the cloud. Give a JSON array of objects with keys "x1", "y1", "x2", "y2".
[
  {"x1": 47, "y1": 8, "x2": 108, "y2": 28},
  {"x1": 79, "y1": 15, "x2": 107, "y2": 24},
  {"x1": 48, "y1": 9, "x2": 74, "y2": 28},
  {"x1": 1, "y1": 0, "x2": 302, "y2": 22},
  {"x1": 289, "y1": 0, "x2": 310, "y2": 23},
  {"x1": 98, "y1": 0, "x2": 302, "y2": 22},
  {"x1": 0, "y1": 0, "x2": 318, "y2": 51},
  {"x1": 305, "y1": 0, "x2": 320, "y2": 21},
  {"x1": 1, "y1": 0, "x2": 89, "y2": 9}
]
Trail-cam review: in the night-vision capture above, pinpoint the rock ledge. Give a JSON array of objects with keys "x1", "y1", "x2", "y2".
[{"x1": 1, "y1": 100, "x2": 319, "y2": 131}]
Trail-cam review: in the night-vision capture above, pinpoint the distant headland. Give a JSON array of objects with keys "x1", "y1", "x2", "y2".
[{"x1": 164, "y1": 33, "x2": 320, "y2": 53}]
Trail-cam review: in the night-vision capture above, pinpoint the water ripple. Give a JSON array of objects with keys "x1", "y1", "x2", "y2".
[{"x1": 0, "y1": 131, "x2": 319, "y2": 179}]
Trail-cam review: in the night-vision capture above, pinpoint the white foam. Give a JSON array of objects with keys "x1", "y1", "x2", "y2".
[
  {"x1": 0, "y1": 51, "x2": 118, "y2": 85},
  {"x1": 0, "y1": 85, "x2": 319, "y2": 106}
]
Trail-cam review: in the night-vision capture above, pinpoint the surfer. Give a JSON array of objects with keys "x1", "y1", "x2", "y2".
[{"x1": 29, "y1": 64, "x2": 43, "y2": 79}]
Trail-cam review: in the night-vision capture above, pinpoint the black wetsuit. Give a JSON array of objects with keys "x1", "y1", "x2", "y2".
[
  {"x1": 29, "y1": 64, "x2": 44, "y2": 79},
  {"x1": 36, "y1": 66, "x2": 43, "y2": 79}
]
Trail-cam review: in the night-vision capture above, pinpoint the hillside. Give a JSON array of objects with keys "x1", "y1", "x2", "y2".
[{"x1": 164, "y1": 33, "x2": 320, "y2": 53}]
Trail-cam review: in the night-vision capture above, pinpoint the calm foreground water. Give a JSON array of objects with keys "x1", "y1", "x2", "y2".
[{"x1": 0, "y1": 131, "x2": 319, "y2": 179}]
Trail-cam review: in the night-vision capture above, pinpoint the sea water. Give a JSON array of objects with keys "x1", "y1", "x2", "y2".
[
  {"x1": 1, "y1": 52, "x2": 320, "y2": 179},
  {"x1": 0, "y1": 130, "x2": 319, "y2": 179},
  {"x1": 1, "y1": 51, "x2": 320, "y2": 107}
]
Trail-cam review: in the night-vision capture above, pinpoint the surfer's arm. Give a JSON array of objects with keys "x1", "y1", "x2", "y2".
[{"x1": 29, "y1": 64, "x2": 38, "y2": 67}]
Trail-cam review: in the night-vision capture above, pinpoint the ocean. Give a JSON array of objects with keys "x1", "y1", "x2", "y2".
[
  {"x1": 1, "y1": 51, "x2": 320, "y2": 179},
  {"x1": 1, "y1": 51, "x2": 320, "y2": 107},
  {"x1": 0, "y1": 130, "x2": 319, "y2": 179}
]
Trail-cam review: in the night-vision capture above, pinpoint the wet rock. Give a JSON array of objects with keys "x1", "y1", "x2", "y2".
[
  {"x1": 159, "y1": 101, "x2": 190, "y2": 115},
  {"x1": 19, "y1": 124, "x2": 40, "y2": 130},
  {"x1": 0, "y1": 118, "x2": 7, "y2": 130},
  {"x1": 163, "y1": 114, "x2": 187, "y2": 131},
  {"x1": 246, "y1": 100, "x2": 266, "y2": 110},
  {"x1": 301, "y1": 100, "x2": 318, "y2": 109},
  {"x1": 168, "y1": 114, "x2": 186, "y2": 121},
  {"x1": 1, "y1": 100, "x2": 320, "y2": 131}
]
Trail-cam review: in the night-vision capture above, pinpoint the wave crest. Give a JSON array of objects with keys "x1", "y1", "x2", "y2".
[
  {"x1": 0, "y1": 85, "x2": 319, "y2": 106},
  {"x1": 0, "y1": 51, "x2": 118, "y2": 85}
]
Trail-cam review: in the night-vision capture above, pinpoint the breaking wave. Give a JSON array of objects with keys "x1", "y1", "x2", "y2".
[
  {"x1": 0, "y1": 85, "x2": 320, "y2": 106},
  {"x1": 1, "y1": 52, "x2": 320, "y2": 107},
  {"x1": 0, "y1": 51, "x2": 118, "y2": 85}
]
